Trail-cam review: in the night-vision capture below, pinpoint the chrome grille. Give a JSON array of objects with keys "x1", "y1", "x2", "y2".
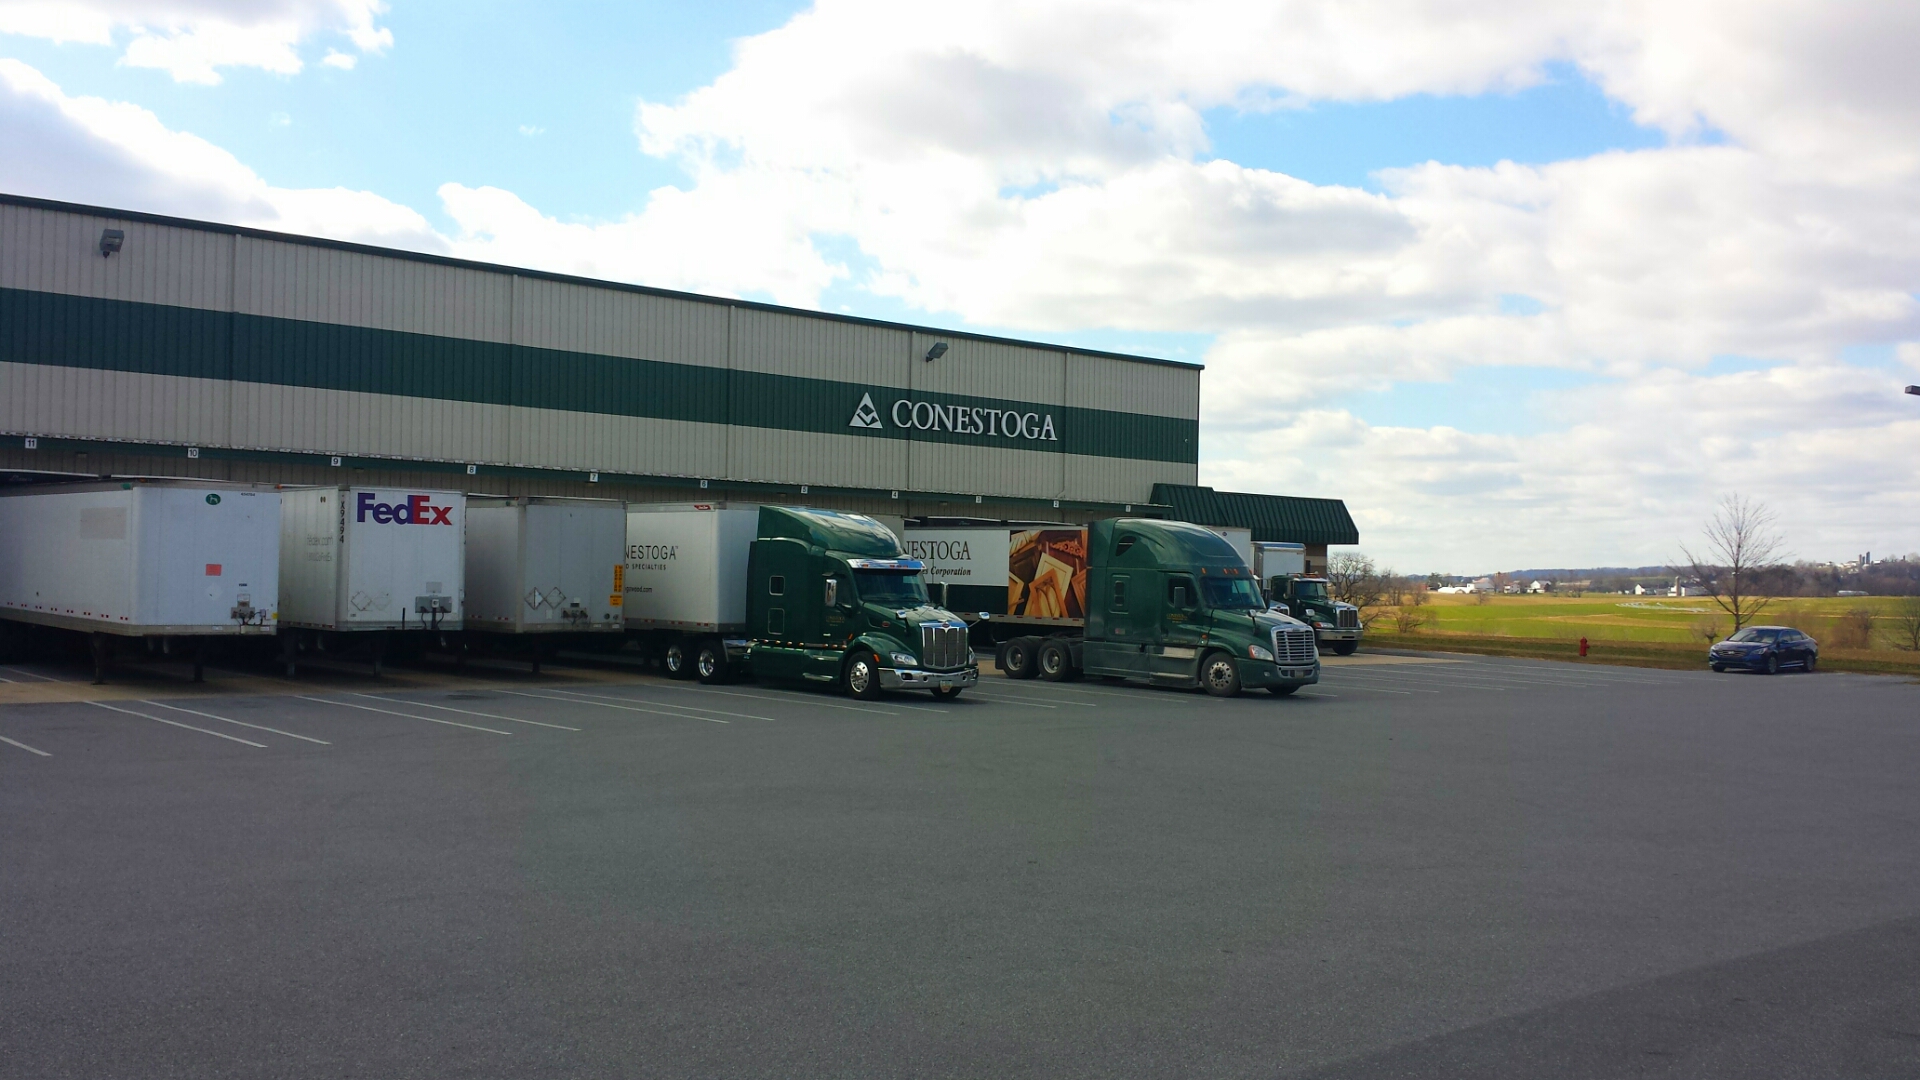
[
  {"x1": 920, "y1": 623, "x2": 969, "y2": 670},
  {"x1": 1272, "y1": 627, "x2": 1318, "y2": 666},
  {"x1": 1337, "y1": 607, "x2": 1360, "y2": 629}
]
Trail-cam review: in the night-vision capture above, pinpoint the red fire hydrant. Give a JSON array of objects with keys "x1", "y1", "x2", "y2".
[{"x1": 1578, "y1": 637, "x2": 1589, "y2": 657}]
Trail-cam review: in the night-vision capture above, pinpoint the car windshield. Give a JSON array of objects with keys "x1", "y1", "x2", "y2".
[
  {"x1": 1201, "y1": 577, "x2": 1265, "y2": 610},
  {"x1": 1728, "y1": 628, "x2": 1780, "y2": 642},
  {"x1": 854, "y1": 570, "x2": 929, "y2": 607},
  {"x1": 1292, "y1": 580, "x2": 1328, "y2": 601}
]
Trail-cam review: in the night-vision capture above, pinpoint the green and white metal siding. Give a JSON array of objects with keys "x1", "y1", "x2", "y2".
[{"x1": 0, "y1": 196, "x2": 1199, "y2": 506}]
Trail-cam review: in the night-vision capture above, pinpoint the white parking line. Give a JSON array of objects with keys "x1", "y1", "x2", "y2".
[
  {"x1": 142, "y1": 700, "x2": 332, "y2": 745},
  {"x1": 490, "y1": 688, "x2": 729, "y2": 724},
  {"x1": 293, "y1": 695, "x2": 513, "y2": 735},
  {"x1": 88, "y1": 701, "x2": 267, "y2": 747},
  {"x1": 0, "y1": 665, "x2": 63, "y2": 682},
  {"x1": 960, "y1": 692, "x2": 1059, "y2": 709},
  {"x1": 0, "y1": 733, "x2": 51, "y2": 756},
  {"x1": 643, "y1": 683, "x2": 903, "y2": 717},
  {"x1": 542, "y1": 687, "x2": 776, "y2": 722},
  {"x1": 1317, "y1": 682, "x2": 1417, "y2": 695},
  {"x1": 354, "y1": 694, "x2": 580, "y2": 731}
]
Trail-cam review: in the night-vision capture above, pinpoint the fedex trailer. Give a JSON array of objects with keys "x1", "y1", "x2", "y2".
[
  {"x1": 277, "y1": 486, "x2": 465, "y2": 674},
  {"x1": 464, "y1": 497, "x2": 626, "y2": 669},
  {"x1": 0, "y1": 480, "x2": 280, "y2": 681}
]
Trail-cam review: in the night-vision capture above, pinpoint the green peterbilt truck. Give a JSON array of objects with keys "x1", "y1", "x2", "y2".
[
  {"x1": 905, "y1": 518, "x2": 1321, "y2": 697},
  {"x1": 624, "y1": 504, "x2": 977, "y2": 698}
]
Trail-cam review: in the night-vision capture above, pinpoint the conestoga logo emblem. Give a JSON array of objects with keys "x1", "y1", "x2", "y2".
[
  {"x1": 848, "y1": 393, "x2": 884, "y2": 430},
  {"x1": 846, "y1": 392, "x2": 1060, "y2": 441}
]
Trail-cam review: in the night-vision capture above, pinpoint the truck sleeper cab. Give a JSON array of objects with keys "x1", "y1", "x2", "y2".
[{"x1": 744, "y1": 507, "x2": 977, "y2": 700}]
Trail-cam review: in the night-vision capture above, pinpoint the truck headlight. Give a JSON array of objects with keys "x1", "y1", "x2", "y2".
[
  {"x1": 1247, "y1": 644, "x2": 1274, "y2": 662},
  {"x1": 1313, "y1": 621, "x2": 1330, "y2": 629},
  {"x1": 890, "y1": 652, "x2": 917, "y2": 667}
]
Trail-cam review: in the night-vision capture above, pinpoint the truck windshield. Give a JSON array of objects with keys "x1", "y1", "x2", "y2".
[
  {"x1": 854, "y1": 571, "x2": 929, "y2": 607},
  {"x1": 1292, "y1": 580, "x2": 1328, "y2": 602},
  {"x1": 1201, "y1": 578, "x2": 1265, "y2": 610}
]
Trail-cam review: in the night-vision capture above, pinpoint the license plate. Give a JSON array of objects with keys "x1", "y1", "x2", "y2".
[{"x1": 1285, "y1": 668, "x2": 1310, "y2": 678}]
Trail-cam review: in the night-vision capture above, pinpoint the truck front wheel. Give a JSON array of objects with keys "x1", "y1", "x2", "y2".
[
  {"x1": 1201, "y1": 652, "x2": 1242, "y2": 697},
  {"x1": 845, "y1": 652, "x2": 884, "y2": 700},
  {"x1": 1331, "y1": 641, "x2": 1358, "y2": 656}
]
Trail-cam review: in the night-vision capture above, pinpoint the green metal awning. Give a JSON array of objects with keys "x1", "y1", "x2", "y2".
[{"x1": 1149, "y1": 484, "x2": 1359, "y2": 546}]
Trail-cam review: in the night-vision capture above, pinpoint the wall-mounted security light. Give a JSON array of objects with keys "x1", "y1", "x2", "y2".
[
  {"x1": 924, "y1": 342, "x2": 949, "y2": 362},
  {"x1": 98, "y1": 229, "x2": 125, "y2": 257}
]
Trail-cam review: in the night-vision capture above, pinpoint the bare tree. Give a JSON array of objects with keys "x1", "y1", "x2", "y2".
[
  {"x1": 1325, "y1": 552, "x2": 1388, "y2": 626},
  {"x1": 1887, "y1": 596, "x2": 1920, "y2": 652},
  {"x1": 1678, "y1": 494, "x2": 1787, "y2": 632}
]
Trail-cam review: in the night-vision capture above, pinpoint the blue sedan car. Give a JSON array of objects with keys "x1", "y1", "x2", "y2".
[{"x1": 1708, "y1": 625, "x2": 1818, "y2": 674}]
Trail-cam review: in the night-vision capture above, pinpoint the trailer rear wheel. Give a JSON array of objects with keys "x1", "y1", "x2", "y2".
[
  {"x1": 1000, "y1": 638, "x2": 1040, "y2": 679},
  {"x1": 695, "y1": 639, "x2": 730, "y2": 684},
  {"x1": 663, "y1": 641, "x2": 691, "y2": 679},
  {"x1": 1038, "y1": 639, "x2": 1076, "y2": 681}
]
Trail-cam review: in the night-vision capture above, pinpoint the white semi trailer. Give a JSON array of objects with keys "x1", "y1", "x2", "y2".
[
  {"x1": 464, "y1": 497, "x2": 626, "y2": 670},
  {"x1": 0, "y1": 480, "x2": 280, "y2": 681},
  {"x1": 276, "y1": 486, "x2": 465, "y2": 675},
  {"x1": 622, "y1": 503, "x2": 761, "y2": 678}
]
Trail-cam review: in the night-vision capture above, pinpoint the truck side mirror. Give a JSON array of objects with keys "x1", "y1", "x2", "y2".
[{"x1": 823, "y1": 578, "x2": 839, "y2": 607}]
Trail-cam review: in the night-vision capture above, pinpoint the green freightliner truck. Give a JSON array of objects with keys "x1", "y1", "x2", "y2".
[{"x1": 906, "y1": 518, "x2": 1321, "y2": 697}]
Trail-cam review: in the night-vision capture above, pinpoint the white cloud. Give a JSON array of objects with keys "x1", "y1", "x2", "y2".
[
  {"x1": 611, "y1": 0, "x2": 1920, "y2": 563},
  {"x1": 517, "y1": 124, "x2": 543, "y2": 137},
  {"x1": 0, "y1": 0, "x2": 392, "y2": 83},
  {"x1": 0, "y1": 59, "x2": 437, "y2": 248},
  {"x1": 320, "y1": 49, "x2": 355, "y2": 70},
  {"x1": 5, "y1": 1, "x2": 1919, "y2": 565}
]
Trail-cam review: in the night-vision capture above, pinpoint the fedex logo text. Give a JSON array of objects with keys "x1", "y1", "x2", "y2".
[{"x1": 356, "y1": 492, "x2": 454, "y2": 525}]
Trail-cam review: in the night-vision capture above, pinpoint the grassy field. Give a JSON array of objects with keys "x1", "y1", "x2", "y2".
[{"x1": 1372, "y1": 593, "x2": 1920, "y2": 675}]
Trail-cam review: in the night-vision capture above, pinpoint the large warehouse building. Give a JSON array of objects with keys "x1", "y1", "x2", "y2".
[{"x1": 0, "y1": 194, "x2": 1201, "y2": 522}]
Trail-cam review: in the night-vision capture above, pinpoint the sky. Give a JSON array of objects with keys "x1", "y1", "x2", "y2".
[{"x1": 1, "y1": 0, "x2": 1916, "y2": 575}]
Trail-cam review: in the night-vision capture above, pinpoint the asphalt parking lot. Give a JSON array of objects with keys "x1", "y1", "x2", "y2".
[{"x1": 3, "y1": 651, "x2": 1918, "y2": 1079}]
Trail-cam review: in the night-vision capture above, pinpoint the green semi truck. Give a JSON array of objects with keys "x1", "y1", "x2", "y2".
[
  {"x1": 905, "y1": 518, "x2": 1321, "y2": 697},
  {"x1": 624, "y1": 504, "x2": 977, "y2": 698}
]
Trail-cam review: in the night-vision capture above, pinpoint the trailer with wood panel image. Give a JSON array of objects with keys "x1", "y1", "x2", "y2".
[{"x1": 903, "y1": 520, "x2": 1321, "y2": 697}]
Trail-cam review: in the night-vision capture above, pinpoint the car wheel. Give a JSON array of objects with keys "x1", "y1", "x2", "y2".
[
  {"x1": 845, "y1": 652, "x2": 884, "y2": 700},
  {"x1": 931, "y1": 685, "x2": 963, "y2": 700},
  {"x1": 663, "y1": 641, "x2": 691, "y2": 679},
  {"x1": 1331, "y1": 641, "x2": 1358, "y2": 656},
  {"x1": 1804, "y1": 654, "x2": 1817, "y2": 673},
  {"x1": 695, "y1": 640, "x2": 729, "y2": 684},
  {"x1": 1765, "y1": 653, "x2": 1780, "y2": 675},
  {"x1": 1000, "y1": 638, "x2": 1040, "y2": 680},
  {"x1": 1201, "y1": 652, "x2": 1242, "y2": 698},
  {"x1": 1711, "y1": 664, "x2": 1725, "y2": 673},
  {"x1": 1038, "y1": 639, "x2": 1075, "y2": 682},
  {"x1": 1269, "y1": 685, "x2": 1299, "y2": 697}
]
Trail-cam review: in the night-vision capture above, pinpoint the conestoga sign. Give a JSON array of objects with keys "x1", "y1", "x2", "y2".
[{"x1": 848, "y1": 393, "x2": 1059, "y2": 441}]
